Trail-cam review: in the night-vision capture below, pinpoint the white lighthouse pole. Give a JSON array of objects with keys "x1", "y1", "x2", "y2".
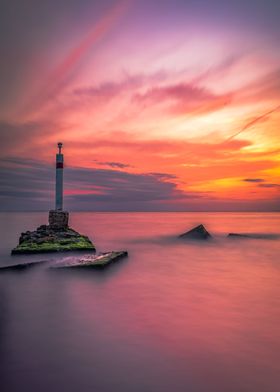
[{"x1": 55, "y1": 142, "x2": 64, "y2": 210}]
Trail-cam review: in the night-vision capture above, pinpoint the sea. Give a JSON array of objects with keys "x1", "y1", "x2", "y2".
[{"x1": 0, "y1": 212, "x2": 280, "y2": 392}]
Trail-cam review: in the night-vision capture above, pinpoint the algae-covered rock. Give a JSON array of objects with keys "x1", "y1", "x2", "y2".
[
  {"x1": 51, "y1": 251, "x2": 128, "y2": 269},
  {"x1": 179, "y1": 224, "x2": 211, "y2": 240},
  {"x1": 11, "y1": 226, "x2": 95, "y2": 255}
]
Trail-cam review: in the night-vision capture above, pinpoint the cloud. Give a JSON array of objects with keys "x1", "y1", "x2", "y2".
[
  {"x1": 73, "y1": 75, "x2": 144, "y2": 99},
  {"x1": 134, "y1": 82, "x2": 232, "y2": 114},
  {"x1": 243, "y1": 178, "x2": 280, "y2": 189},
  {"x1": 235, "y1": 68, "x2": 280, "y2": 105},
  {"x1": 64, "y1": 134, "x2": 279, "y2": 184},
  {"x1": 73, "y1": 132, "x2": 251, "y2": 158},
  {"x1": 1, "y1": 155, "x2": 278, "y2": 212},
  {"x1": 258, "y1": 183, "x2": 280, "y2": 188},
  {"x1": 226, "y1": 104, "x2": 280, "y2": 141},
  {"x1": 0, "y1": 120, "x2": 58, "y2": 156},
  {"x1": 135, "y1": 83, "x2": 214, "y2": 102},
  {"x1": 0, "y1": 157, "x2": 202, "y2": 211},
  {"x1": 21, "y1": 0, "x2": 131, "y2": 118},
  {"x1": 243, "y1": 178, "x2": 265, "y2": 183},
  {"x1": 146, "y1": 172, "x2": 177, "y2": 180},
  {"x1": 93, "y1": 159, "x2": 132, "y2": 169}
]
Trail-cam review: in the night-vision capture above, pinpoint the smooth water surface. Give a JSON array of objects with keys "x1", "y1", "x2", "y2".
[{"x1": 0, "y1": 212, "x2": 280, "y2": 392}]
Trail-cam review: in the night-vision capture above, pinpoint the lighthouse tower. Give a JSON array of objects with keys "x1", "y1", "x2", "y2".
[
  {"x1": 56, "y1": 142, "x2": 64, "y2": 210},
  {"x1": 48, "y1": 143, "x2": 69, "y2": 230}
]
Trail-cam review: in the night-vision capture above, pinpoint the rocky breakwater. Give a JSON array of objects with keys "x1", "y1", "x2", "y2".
[{"x1": 11, "y1": 211, "x2": 95, "y2": 255}]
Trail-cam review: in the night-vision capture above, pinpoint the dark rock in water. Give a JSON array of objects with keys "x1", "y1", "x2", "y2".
[
  {"x1": 228, "y1": 233, "x2": 251, "y2": 238},
  {"x1": 179, "y1": 224, "x2": 211, "y2": 240},
  {"x1": 50, "y1": 251, "x2": 128, "y2": 269},
  {"x1": 11, "y1": 225, "x2": 95, "y2": 255},
  {"x1": 227, "y1": 233, "x2": 277, "y2": 239}
]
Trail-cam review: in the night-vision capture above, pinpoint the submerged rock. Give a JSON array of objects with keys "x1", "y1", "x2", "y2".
[
  {"x1": 0, "y1": 260, "x2": 48, "y2": 272},
  {"x1": 179, "y1": 224, "x2": 211, "y2": 240},
  {"x1": 51, "y1": 251, "x2": 128, "y2": 269},
  {"x1": 227, "y1": 233, "x2": 277, "y2": 239},
  {"x1": 11, "y1": 225, "x2": 95, "y2": 255},
  {"x1": 228, "y1": 233, "x2": 251, "y2": 238}
]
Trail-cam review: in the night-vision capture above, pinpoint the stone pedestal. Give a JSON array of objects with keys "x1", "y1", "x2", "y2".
[{"x1": 48, "y1": 210, "x2": 69, "y2": 230}]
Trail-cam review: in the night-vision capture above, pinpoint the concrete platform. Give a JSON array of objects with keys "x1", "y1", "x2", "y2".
[{"x1": 50, "y1": 251, "x2": 128, "y2": 269}]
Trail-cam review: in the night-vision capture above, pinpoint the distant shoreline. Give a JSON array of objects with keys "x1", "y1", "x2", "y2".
[{"x1": 0, "y1": 211, "x2": 279, "y2": 214}]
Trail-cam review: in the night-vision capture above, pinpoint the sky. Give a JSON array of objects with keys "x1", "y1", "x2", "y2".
[{"x1": 0, "y1": 0, "x2": 279, "y2": 211}]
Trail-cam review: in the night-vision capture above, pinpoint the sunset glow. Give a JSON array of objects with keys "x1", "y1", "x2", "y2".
[{"x1": 1, "y1": 0, "x2": 279, "y2": 211}]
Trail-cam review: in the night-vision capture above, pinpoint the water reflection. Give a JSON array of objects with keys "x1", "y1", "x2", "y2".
[{"x1": 0, "y1": 212, "x2": 280, "y2": 392}]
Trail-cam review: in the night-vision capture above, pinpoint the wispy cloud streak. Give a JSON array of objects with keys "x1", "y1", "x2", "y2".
[
  {"x1": 226, "y1": 104, "x2": 280, "y2": 141},
  {"x1": 23, "y1": 0, "x2": 131, "y2": 117}
]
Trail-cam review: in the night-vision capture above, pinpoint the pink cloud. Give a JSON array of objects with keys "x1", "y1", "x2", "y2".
[
  {"x1": 134, "y1": 82, "x2": 232, "y2": 114},
  {"x1": 22, "y1": 0, "x2": 131, "y2": 119}
]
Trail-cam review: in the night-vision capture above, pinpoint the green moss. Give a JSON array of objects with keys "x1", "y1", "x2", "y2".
[{"x1": 12, "y1": 236, "x2": 95, "y2": 254}]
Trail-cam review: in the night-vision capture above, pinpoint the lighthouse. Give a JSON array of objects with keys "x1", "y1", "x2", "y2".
[
  {"x1": 56, "y1": 142, "x2": 64, "y2": 210},
  {"x1": 48, "y1": 142, "x2": 69, "y2": 230},
  {"x1": 11, "y1": 141, "x2": 96, "y2": 254}
]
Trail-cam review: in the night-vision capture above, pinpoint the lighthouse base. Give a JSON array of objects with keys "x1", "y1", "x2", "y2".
[
  {"x1": 11, "y1": 224, "x2": 95, "y2": 254},
  {"x1": 48, "y1": 210, "x2": 69, "y2": 230},
  {"x1": 11, "y1": 209, "x2": 96, "y2": 255}
]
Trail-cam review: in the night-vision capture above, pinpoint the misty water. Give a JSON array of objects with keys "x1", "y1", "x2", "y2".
[{"x1": 0, "y1": 212, "x2": 280, "y2": 392}]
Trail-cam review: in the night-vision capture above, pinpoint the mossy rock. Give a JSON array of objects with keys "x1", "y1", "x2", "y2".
[{"x1": 11, "y1": 235, "x2": 95, "y2": 255}]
